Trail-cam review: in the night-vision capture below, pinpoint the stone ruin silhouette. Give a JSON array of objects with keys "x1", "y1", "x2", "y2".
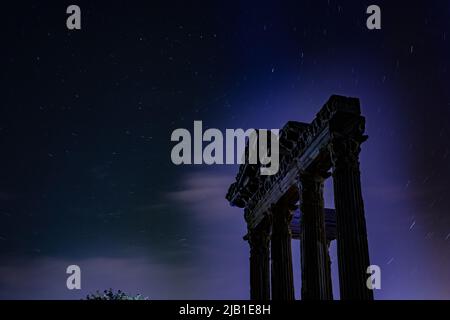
[{"x1": 226, "y1": 95, "x2": 373, "y2": 300}]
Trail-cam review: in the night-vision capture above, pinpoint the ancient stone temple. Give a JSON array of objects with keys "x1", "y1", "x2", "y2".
[{"x1": 226, "y1": 95, "x2": 373, "y2": 300}]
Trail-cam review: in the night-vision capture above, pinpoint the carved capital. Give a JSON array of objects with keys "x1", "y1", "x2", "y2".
[
  {"x1": 328, "y1": 135, "x2": 361, "y2": 171},
  {"x1": 298, "y1": 172, "x2": 327, "y2": 205},
  {"x1": 328, "y1": 115, "x2": 368, "y2": 172},
  {"x1": 248, "y1": 216, "x2": 271, "y2": 254}
]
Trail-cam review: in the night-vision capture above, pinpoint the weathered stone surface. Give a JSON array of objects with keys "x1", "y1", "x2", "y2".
[
  {"x1": 228, "y1": 95, "x2": 372, "y2": 301},
  {"x1": 247, "y1": 216, "x2": 271, "y2": 300},
  {"x1": 270, "y1": 204, "x2": 295, "y2": 300},
  {"x1": 328, "y1": 113, "x2": 373, "y2": 300},
  {"x1": 226, "y1": 95, "x2": 361, "y2": 229},
  {"x1": 298, "y1": 173, "x2": 333, "y2": 300}
]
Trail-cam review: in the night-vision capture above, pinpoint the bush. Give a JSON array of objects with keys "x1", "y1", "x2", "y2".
[{"x1": 86, "y1": 289, "x2": 148, "y2": 300}]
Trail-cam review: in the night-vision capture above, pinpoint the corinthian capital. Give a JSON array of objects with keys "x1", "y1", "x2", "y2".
[
  {"x1": 248, "y1": 216, "x2": 271, "y2": 254},
  {"x1": 328, "y1": 114, "x2": 368, "y2": 171}
]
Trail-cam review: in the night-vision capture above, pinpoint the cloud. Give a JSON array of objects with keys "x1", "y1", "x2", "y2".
[
  {"x1": 167, "y1": 172, "x2": 232, "y2": 203},
  {"x1": 166, "y1": 171, "x2": 239, "y2": 219}
]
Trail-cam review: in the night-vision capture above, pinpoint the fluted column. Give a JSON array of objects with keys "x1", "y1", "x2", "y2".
[
  {"x1": 298, "y1": 172, "x2": 333, "y2": 300},
  {"x1": 329, "y1": 114, "x2": 373, "y2": 300},
  {"x1": 270, "y1": 204, "x2": 295, "y2": 300},
  {"x1": 248, "y1": 216, "x2": 271, "y2": 300}
]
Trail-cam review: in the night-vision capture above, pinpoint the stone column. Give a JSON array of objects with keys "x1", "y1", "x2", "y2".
[
  {"x1": 248, "y1": 216, "x2": 271, "y2": 300},
  {"x1": 270, "y1": 204, "x2": 295, "y2": 300},
  {"x1": 329, "y1": 114, "x2": 373, "y2": 300},
  {"x1": 298, "y1": 172, "x2": 333, "y2": 300}
]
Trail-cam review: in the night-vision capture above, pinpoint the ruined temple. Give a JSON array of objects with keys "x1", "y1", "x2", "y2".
[{"x1": 226, "y1": 95, "x2": 373, "y2": 300}]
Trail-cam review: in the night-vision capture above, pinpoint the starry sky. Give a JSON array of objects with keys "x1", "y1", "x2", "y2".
[{"x1": 0, "y1": 1, "x2": 449, "y2": 299}]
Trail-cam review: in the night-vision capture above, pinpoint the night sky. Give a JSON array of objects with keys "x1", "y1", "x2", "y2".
[{"x1": 0, "y1": 1, "x2": 449, "y2": 299}]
